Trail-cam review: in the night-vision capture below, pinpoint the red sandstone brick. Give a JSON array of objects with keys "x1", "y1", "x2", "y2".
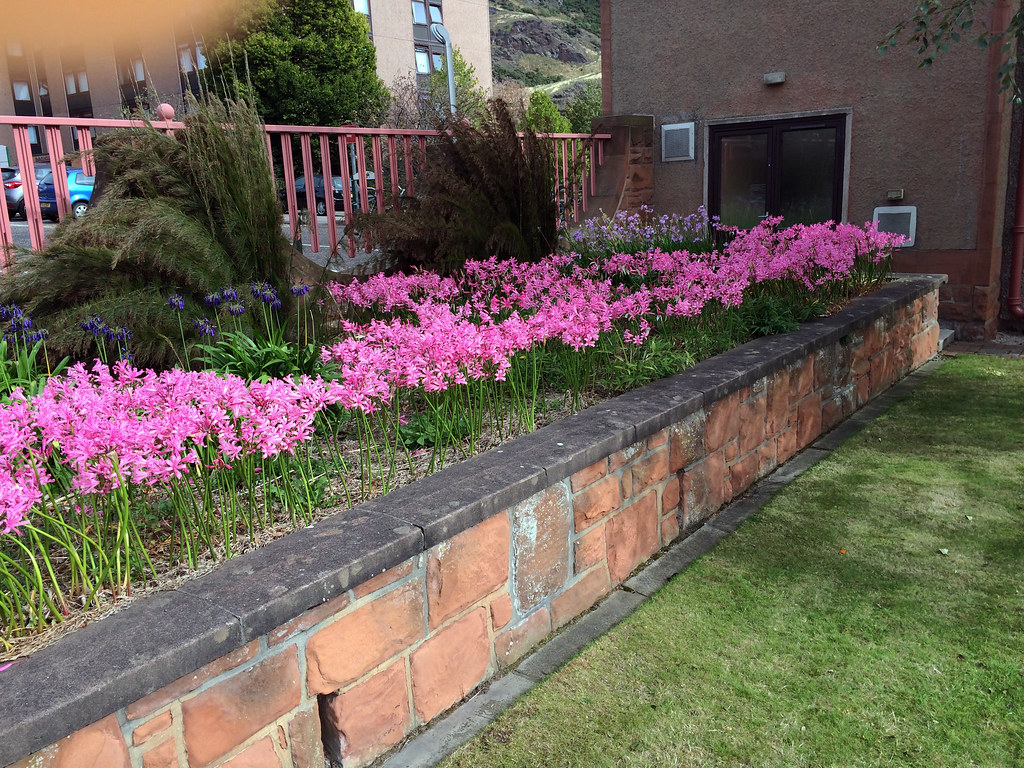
[
  {"x1": 512, "y1": 485, "x2": 572, "y2": 611},
  {"x1": 551, "y1": 567, "x2": 610, "y2": 628},
  {"x1": 631, "y1": 447, "x2": 668, "y2": 496},
  {"x1": 738, "y1": 385, "x2": 752, "y2": 401},
  {"x1": 856, "y1": 373, "x2": 871, "y2": 407},
  {"x1": 269, "y1": 592, "x2": 351, "y2": 647},
  {"x1": 766, "y1": 371, "x2": 791, "y2": 436},
  {"x1": 758, "y1": 441, "x2": 777, "y2": 479},
  {"x1": 682, "y1": 452, "x2": 724, "y2": 526},
  {"x1": 182, "y1": 647, "x2": 301, "y2": 768},
  {"x1": 286, "y1": 708, "x2": 324, "y2": 768},
  {"x1": 647, "y1": 429, "x2": 668, "y2": 449},
  {"x1": 495, "y1": 608, "x2": 551, "y2": 667},
  {"x1": 574, "y1": 525, "x2": 606, "y2": 573},
  {"x1": 796, "y1": 394, "x2": 823, "y2": 449},
  {"x1": 427, "y1": 513, "x2": 510, "y2": 629},
  {"x1": 661, "y1": 512, "x2": 680, "y2": 544},
  {"x1": 870, "y1": 347, "x2": 894, "y2": 396},
  {"x1": 792, "y1": 355, "x2": 814, "y2": 403},
  {"x1": 490, "y1": 592, "x2": 514, "y2": 629},
  {"x1": 619, "y1": 468, "x2": 633, "y2": 500},
  {"x1": 219, "y1": 737, "x2": 281, "y2": 768},
  {"x1": 821, "y1": 392, "x2": 848, "y2": 432},
  {"x1": 352, "y1": 560, "x2": 415, "y2": 600},
  {"x1": 669, "y1": 413, "x2": 706, "y2": 472},
  {"x1": 814, "y1": 346, "x2": 835, "y2": 390},
  {"x1": 609, "y1": 442, "x2": 644, "y2": 471},
  {"x1": 411, "y1": 608, "x2": 491, "y2": 722},
  {"x1": 661, "y1": 475, "x2": 680, "y2": 514},
  {"x1": 570, "y1": 459, "x2": 607, "y2": 491},
  {"x1": 9, "y1": 714, "x2": 132, "y2": 768},
  {"x1": 729, "y1": 452, "x2": 763, "y2": 501},
  {"x1": 777, "y1": 427, "x2": 799, "y2": 464},
  {"x1": 606, "y1": 492, "x2": 659, "y2": 584},
  {"x1": 912, "y1": 324, "x2": 940, "y2": 366},
  {"x1": 705, "y1": 393, "x2": 739, "y2": 452},
  {"x1": 133, "y1": 711, "x2": 173, "y2": 746},
  {"x1": 127, "y1": 640, "x2": 260, "y2": 719},
  {"x1": 573, "y1": 474, "x2": 622, "y2": 531},
  {"x1": 724, "y1": 442, "x2": 738, "y2": 462},
  {"x1": 141, "y1": 738, "x2": 178, "y2": 768},
  {"x1": 306, "y1": 579, "x2": 425, "y2": 696},
  {"x1": 738, "y1": 395, "x2": 767, "y2": 454},
  {"x1": 322, "y1": 661, "x2": 410, "y2": 766}
]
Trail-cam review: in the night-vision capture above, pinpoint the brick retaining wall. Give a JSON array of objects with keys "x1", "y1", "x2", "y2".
[{"x1": 0, "y1": 276, "x2": 944, "y2": 768}]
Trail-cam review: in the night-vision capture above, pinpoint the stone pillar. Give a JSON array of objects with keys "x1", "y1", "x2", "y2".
[{"x1": 587, "y1": 114, "x2": 654, "y2": 218}]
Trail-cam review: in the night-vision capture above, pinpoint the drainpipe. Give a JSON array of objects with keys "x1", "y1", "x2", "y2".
[{"x1": 1009, "y1": 138, "x2": 1024, "y2": 319}]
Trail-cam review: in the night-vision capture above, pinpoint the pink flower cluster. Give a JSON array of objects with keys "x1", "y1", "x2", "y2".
[
  {"x1": 324, "y1": 219, "x2": 900, "y2": 407},
  {"x1": 0, "y1": 218, "x2": 900, "y2": 536},
  {"x1": 0, "y1": 361, "x2": 348, "y2": 534}
]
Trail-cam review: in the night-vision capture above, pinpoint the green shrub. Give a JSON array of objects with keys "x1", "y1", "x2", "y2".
[
  {"x1": 355, "y1": 99, "x2": 560, "y2": 275},
  {"x1": 0, "y1": 95, "x2": 293, "y2": 369}
]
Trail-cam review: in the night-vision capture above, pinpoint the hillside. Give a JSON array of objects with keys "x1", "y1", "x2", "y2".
[{"x1": 489, "y1": 0, "x2": 601, "y2": 105}]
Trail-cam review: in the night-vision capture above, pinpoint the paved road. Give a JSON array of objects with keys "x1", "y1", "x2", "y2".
[{"x1": 5, "y1": 217, "x2": 380, "y2": 276}]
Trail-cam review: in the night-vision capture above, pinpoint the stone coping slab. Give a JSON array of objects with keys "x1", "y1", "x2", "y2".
[{"x1": 0, "y1": 274, "x2": 945, "y2": 766}]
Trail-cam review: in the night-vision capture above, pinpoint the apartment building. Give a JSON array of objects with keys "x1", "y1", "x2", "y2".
[{"x1": 0, "y1": 0, "x2": 492, "y2": 160}]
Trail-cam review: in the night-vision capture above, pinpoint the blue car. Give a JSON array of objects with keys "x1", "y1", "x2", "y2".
[{"x1": 38, "y1": 169, "x2": 95, "y2": 221}]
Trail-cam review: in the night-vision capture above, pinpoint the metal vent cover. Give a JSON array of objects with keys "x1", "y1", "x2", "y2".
[
  {"x1": 662, "y1": 121, "x2": 695, "y2": 162},
  {"x1": 872, "y1": 205, "x2": 917, "y2": 248}
]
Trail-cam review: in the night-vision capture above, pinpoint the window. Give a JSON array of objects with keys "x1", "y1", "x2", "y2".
[
  {"x1": 415, "y1": 48, "x2": 431, "y2": 75},
  {"x1": 65, "y1": 70, "x2": 89, "y2": 95},
  {"x1": 12, "y1": 81, "x2": 30, "y2": 101},
  {"x1": 429, "y1": 3, "x2": 442, "y2": 22},
  {"x1": 412, "y1": 0, "x2": 427, "y2": 25},
  {"x1": 432, "y1": 51, "x2": 445, "y2": 71},
  {"x1": 352, "y1": 0, "x2": 369, "y2": 13},
  {"x1": 178, "y1": 43, "x2": 207, "y2": 73}
]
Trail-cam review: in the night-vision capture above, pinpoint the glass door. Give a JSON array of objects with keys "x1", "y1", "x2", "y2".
[{"x1": 709, "y1": 114, "x2": 845, "y2": 229}]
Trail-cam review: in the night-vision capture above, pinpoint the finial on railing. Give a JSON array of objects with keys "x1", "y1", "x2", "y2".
[{"x1": 156, "y1": 103, "x2": 175, "y2": 121}]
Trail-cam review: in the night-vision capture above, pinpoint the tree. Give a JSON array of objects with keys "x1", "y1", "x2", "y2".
[
  {"x1": 523, "y1": 90, "x2": 571, "y2": 134},
  {"x1": 563, "y1": 81, "x2": 602, "y2": 134},
  {"x1": 203, "y1": 0, "x2": 389, "y2": 126},
  {"x1": 879, "y1": 1, "x2": 1023, "y2": 99},
  {"x1": 385, "y1": 46, "x2": 489, "y2": 128}
]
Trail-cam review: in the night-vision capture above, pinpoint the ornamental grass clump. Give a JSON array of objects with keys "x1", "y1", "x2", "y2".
[
  {"x1": 0, "y1": 95, "x2": 292, "y2": 370},
  {"x1": 0, "y1": 214, "x2": 902, "y2": 652}
]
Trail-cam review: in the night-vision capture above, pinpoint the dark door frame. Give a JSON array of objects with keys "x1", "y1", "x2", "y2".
[{"x1": 708, "y1": 113, "x2": 848, "y2": 226}]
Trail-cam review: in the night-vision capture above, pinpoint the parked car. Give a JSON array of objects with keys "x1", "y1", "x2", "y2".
[
  {"x1": 4, "y1": 163, "x2": 59, "y2": 219},
  {"x1": 37, "y1": 169, "x2": 95, "y2": 221},
  {"x1": 279, "y1": 173, "x2": 377, "y2": 216}
]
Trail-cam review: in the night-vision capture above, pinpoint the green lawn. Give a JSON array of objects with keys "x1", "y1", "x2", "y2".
[{"x1": 441, "y1": 355, "x2": 1024, "y2": 768}]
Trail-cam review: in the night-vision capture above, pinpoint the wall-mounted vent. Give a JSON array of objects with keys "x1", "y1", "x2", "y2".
[
  {"x1": 872, "y1": 205, "x2": 917, "y2": 248},
  {"x1": 662, "y1": 122, "x2": 695, "y2": 162}
]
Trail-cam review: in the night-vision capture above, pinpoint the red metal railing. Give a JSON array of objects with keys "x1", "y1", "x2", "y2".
[{"x1": 0, "y1": 114, "x2": 608, "y2": 273}]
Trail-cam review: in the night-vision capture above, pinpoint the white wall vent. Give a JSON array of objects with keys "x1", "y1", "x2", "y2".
[
  {"x1": 662, "y1": 122, "x2": 695, "y2": 162},
  {"x1": 872, "y1": 205, "x2": 917, "y2": 248}
]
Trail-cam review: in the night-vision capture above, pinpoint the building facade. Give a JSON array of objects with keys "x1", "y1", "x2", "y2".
[
  {"x1": 601, "y1": 0, "x2": 1022, "y2": 339},
  {"x1": 0, "y1": 0, "x2": 491, "y2": 158}
]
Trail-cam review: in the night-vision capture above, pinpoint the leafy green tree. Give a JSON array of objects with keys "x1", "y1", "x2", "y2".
[
  {"x1": 385, "y1": 46, "x2": 489, "y2": 128},
  {"x1": 879, "y1": 1, "x2": 1022, "y2": 99},
  {"x1": 204, "y1": 0, "x2": 389, "y2": 126},
  {"x1": 563, "y1": 81, "x2": 602, "y2": 134},
  {"x1": 523, "y1": 90, "x2": 571, "y2": 133}
]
